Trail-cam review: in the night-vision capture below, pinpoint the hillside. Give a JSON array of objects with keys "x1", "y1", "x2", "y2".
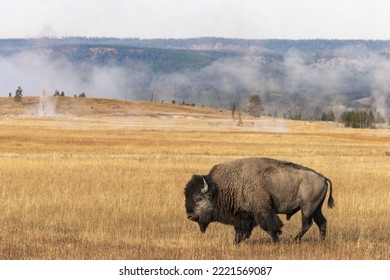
[
  {"x1": 0, "y1": 96, "x2": 305, "y2": 133},
  {"x1": 0, "y1": 96, "x2": 230, "y2": 118}
]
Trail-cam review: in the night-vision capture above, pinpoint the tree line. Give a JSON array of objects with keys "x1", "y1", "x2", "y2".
[
  {"x1": 241, "y1": 94, "x2": 385, "y2": 129},
  {"x1": 9, "y1": 87, "x2": 87, "y2": 102},
  {"x1": 7, "y1": 87, "x2": 386, "y2": 129}
]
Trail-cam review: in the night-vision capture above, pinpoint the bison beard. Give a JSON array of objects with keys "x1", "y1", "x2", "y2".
[
  {"x1": 184, "y1": 157, "x2": 335, "y2": 244},
  {"x1": 199, "y1": 222, "x2": 208, "y2": 233}
]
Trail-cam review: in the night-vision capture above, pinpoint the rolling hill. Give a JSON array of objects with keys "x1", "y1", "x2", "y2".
[{"x1": 0, "y1": 96, "x2": 230, "y2": 118}]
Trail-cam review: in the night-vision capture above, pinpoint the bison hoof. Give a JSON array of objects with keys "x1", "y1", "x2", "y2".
[
  {"x1": 294, "y1": 236, "x2": 302, "y2": 243},
  {"x1": 234, "y1": 236, "x2": 243, "y2": 245}
]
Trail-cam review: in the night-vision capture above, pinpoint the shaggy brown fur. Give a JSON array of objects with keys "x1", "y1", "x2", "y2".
[{"x1": 184, "y1": 157, "x2": 334, "y2": 244}]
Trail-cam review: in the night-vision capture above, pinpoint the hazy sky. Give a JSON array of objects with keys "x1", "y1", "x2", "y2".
[{"x1": 0, "y1": 0, "x2": 389, "y2": 39}]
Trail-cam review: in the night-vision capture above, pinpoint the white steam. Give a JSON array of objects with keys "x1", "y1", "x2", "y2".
[{"x1": 0, "y1": 50, "x2": 149, "y2": 100}]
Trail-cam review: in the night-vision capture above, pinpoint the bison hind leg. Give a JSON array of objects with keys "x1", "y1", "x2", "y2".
[
  {"x1": 313, "y1": 207, "x2": 327, "y2": 240},
  {"x1": 294, "y1": 215, "x2": 313, "y2": 243}
]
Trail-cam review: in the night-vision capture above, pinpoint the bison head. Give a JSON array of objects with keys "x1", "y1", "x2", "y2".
[{"x1": 184, "y1": 175, "x2": 217, "y2": 233}]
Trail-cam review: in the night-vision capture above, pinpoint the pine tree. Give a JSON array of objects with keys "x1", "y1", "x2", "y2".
[
  {"x1": 247, "y1": 95, "x2": 263, "y2": 118},
  {"x1": 14, "y1": 86, "x2": 23, "y2": 102}
]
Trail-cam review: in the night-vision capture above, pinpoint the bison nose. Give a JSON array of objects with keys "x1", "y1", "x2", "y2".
[{"x1": 187, "y1": 214, "x2": 194, "y2": 220}]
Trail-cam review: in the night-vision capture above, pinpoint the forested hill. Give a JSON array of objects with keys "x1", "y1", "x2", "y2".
[
  {"x1": 2, "y1": 37, "x2": 390, "y2": 72},
  {"x1": 0, "y1": 38, "x2": 236, "y2": 72},
  {"x1": 1, "y1": 37, "x2": 390, "y2": 120}
]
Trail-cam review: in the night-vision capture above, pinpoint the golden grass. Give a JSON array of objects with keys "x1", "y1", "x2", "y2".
[{"x1": 0, "y1": 100, "x2": 389, "y2": 259}]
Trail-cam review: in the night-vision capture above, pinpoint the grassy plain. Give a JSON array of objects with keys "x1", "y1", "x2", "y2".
[{"x1": 0, "y1": 97, "x2": 389, "y2": 259}]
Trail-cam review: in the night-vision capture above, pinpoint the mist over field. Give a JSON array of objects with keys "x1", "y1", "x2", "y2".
[
  {"x1": 0, "y1": 50, "x2": 149, "y2": 100},
  {"x1": 1, "y1": 37, "x2": 390, "y2": 119}
]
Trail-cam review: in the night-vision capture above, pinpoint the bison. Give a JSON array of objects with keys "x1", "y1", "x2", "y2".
[{"x1": 184, "y1": 157, "x2": 334, "y2": 244}]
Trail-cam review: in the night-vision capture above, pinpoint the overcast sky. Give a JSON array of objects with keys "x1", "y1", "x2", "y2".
[{"x1": 0, "y1": 0, "x2": 389, "y2": 40}]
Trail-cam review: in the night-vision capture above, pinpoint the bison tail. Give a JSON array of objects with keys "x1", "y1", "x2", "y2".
[{"x1": 325, "y1": 177, "x2": 335, "y2": 208}]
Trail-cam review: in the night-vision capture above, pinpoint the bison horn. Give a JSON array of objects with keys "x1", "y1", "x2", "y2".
[{"x1": 201, "y1": 177, "x2": 209, "y2": 194}]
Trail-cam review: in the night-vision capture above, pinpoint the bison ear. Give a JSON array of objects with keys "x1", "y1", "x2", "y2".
[{"x1": 201, "y1": 177, "x2": 209, "y2": 194}]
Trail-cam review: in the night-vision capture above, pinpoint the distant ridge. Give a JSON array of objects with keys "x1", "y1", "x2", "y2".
[
  {"x1": 2, "y1": 37, "x2": 390, "y2": 52},
  {"x1": 1, "y1": 37, "x2": 390, "y2": 120}
]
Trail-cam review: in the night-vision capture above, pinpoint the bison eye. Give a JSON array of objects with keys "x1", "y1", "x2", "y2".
[{"x1": 194, "y1": 197, "x2": 203, "y2": 203}]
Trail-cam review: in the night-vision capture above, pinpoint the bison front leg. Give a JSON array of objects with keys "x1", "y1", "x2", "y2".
[
  {"x1": 233, "y1": 221, "x2": 254, "y2": 245},
  {"x1": 234, "y1": 228, "x2": 251, "y2": 245},
  {"x1": 256, "y1": 212, "x2": 283, "y2": 243}
]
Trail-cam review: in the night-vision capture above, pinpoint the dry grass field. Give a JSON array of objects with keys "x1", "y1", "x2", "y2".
[{"x1": 0, "y1": 97, "x2": 389, "y2": 260}]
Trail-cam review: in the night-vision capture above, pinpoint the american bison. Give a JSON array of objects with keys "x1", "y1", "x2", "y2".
[{"x1": 184, "y1": 157, "x2": 334, "y2": 244}]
